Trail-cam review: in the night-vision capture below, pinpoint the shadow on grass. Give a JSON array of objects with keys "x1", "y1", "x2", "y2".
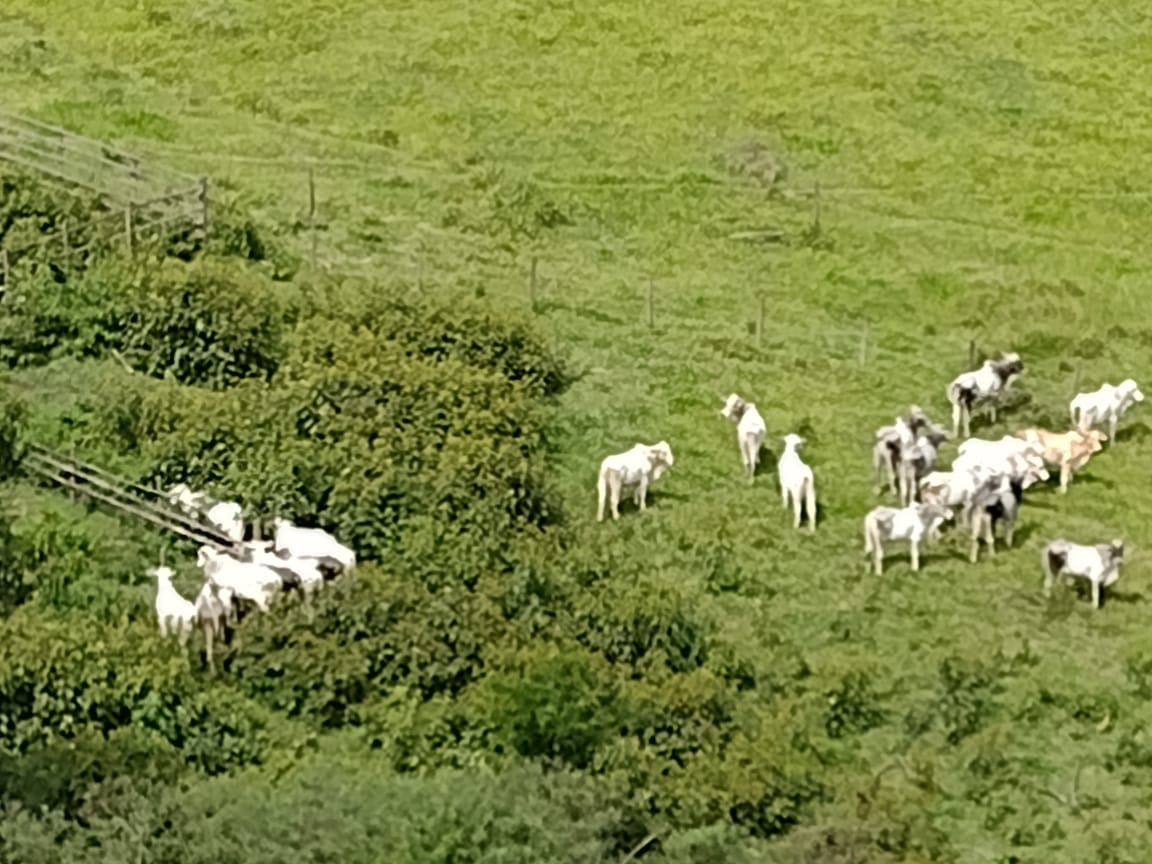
[{"x1": 1115, "y1": 421, "x2": 1152, "y2": 445}]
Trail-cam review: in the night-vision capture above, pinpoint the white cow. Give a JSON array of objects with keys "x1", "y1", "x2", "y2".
[
  {"x1": 596, "y1": 441, "x2": 674, "y2": 521},
  {"x1": 720, "y1": 393, "x2": 767, "y2": 482},
  {"x1": 197, "y1": 546, "x2": 283, "y2": 613},
  {"x1": 1042, "y1": 538, "x2": 1124, "y2": 609},
  {"x1": 897, "y1": 424, "x2": 949, "y2": 506},
  {"x1": 953, "y1": 436, "x2": 1048, "y2": 485},
  {"x1": 269, "y1": 520, "x2": 356, "y2": 574},
  {"x1": 151, "y1": 565, "x2": 196, "y2": 644},
  {"x1": 238, "y1": 539, "x2": 326, "y2": 595},
  {"x1": 863, "y1": 501, "x2": 954, "y2": 575},
  {"x1": 946, "y1": 352, "x2": 1024, "y2": 438},
  {"x1": 777, "y1": 433, "x2": 816, "y2": 531},
  {"x1": 1070, "y1": 379, "x2": 1144, "y2": 443},
  {"x1": 205, "y1": 501, "x2": 245, "y2": 543}
]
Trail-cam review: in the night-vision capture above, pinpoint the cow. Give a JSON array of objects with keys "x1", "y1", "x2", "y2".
[
  {"x1": 720, "y1": 393, "x2": 767, "y2": 482},
  {"x1": 862, "y1": 501, "x2": 954, "y2": 575},
  {"x1": 596, "y1": 441, "x2": 674, "y2": 521},
  {"x1": 952, "y1": 435, "x2": 1048, "y2": 487},
  {"x1": 873, "y1": 406, "x2": 933, "y2": 496},
  {"x1": 777, "y1": 433, "x2": 816, "y2": 531},
  {"x1": 1015, "y1": 428, "x2": 1106, "y2": 493},
  {"x1": 946, "y1": 352, "x2": 1024, "y2": 438},
  {"x1": 1042, "y1": 538, "x2": 1124, "y2": 609},
  {"x1": 1070, "y1": 379, "x2": 1144, "y2": 443},
  {"x1": 965, "y1": 475, "x2": 1024, "y2": 563},
  {"x1": 897, "y1": 423, "x2": 950, "y2": 506}
]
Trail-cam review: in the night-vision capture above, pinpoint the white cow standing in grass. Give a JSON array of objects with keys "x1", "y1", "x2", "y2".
[
  {"x1": 720, "y1": 393, "x2": 766, "y2": 482},
  {"x1": 151, "y1": 565, "x2": 196, "y2": 645},
  {"x1": 946, "y1": 352, "x2": 1024, "y2": 438},
  {"x1": 1042, "y1": 538, "x2": 1125, "y2": 609},
  {"x1": 1070, "y1": 379, "x2": 1145, "y2": 444},
  {"x1": 862, "y1": 501, "x2": 954, "y2": 575},
  {"x1": 596, "y1": 441, "x2": 674, "y2": 521},
  {"x1": 777, "y1": 433, "x2": 816, "y2": 531}
]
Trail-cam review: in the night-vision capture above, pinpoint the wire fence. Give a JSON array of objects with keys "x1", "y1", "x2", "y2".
[{"x1": 0, "y1": 107, "x2": 210, "y2": 291}]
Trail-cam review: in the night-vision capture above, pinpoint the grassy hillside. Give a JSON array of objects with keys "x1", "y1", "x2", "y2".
[{"x1": 4, "y1": 1, "x2": 1152, "y2": 861}]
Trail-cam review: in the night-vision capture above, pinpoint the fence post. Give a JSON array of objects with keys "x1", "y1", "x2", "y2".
[
  {"x1": 199, "y1": 177, "x2": 209, "y2": 236},
  {"x1": 859, "y1": 320, "x2": 870, "y2": 368},
  {"x1": 967, "y1": 339, "x2": 976, "y2": 368},
  {"x1": 757, "y1": 295, "x2": 765, "y2": 346},
  {"x1": 124, "y1": 204, "x2": 135, "y2": 254},
  {"x1": 529, "y1": 256, "x2": 538, "y2": 311},
  {"x1": 1, "y1": 248, "x2": 8, "y2": 294},
  {"x1": 61, "y1": 218, "x2": 69, "y2": 256},
  {"x1": 308, "y1": 167, "x2": 317, "y2": 269},
  {"x1": 646, "y1": 279, "x2": 655, "y2": 329}
]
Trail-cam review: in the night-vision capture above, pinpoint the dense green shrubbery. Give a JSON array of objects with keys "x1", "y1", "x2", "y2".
[{"x1": 0, "y1": 257, "x2": 290, "y2": 386}]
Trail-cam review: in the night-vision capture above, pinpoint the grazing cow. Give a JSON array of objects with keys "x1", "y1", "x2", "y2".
[
  {"x1": 194, "y1": 580, "x2": 230, "y2": 673},
  {"x1": 596, "y1": 441, "x2": 675, "y2": 521},
  {"x1": 236, "y1": 539, "x2": 326, "y2": 596},
  {"x1": 720, "y1": 393, "x2": 767, "y2": 482},
  {"x1": 946, "y1": 352, "x2": 1024, "y2": 438},
  {"x1": 1042, "y1": 538, "x2": 1124, "y2": 609},
  {"x1": 873, "y1": 406, "x2": 932, "y2": 496},
  {"x1": 1070, "y1": 379, "x2": 1145, "y2": 443},
  {"x1": 166, "y1": 483, "x2": 212, "y2": 517},
  {"x1": 267, "y1": 522, "x2": 356, "y2": 575},
  {"x1": 965, "y1": 476, "x2": 1023, "y2": 563},
  {"x1": 777, "y1": 433, "x2": 816, "y2": 531},
  {"x1": 1015, "y1": 428, "x2": 1106, "y2": 493},
  {"x1": 862, "y1": 501, "x2": 954, "y2": 575},
  {"x1": 897, "y1": 424, "x2": 950, "y2": 506}
]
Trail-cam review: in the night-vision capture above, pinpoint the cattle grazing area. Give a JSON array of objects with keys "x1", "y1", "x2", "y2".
[{"x1": 4, "y1": 2, "x2": 1152, "y2": 863}]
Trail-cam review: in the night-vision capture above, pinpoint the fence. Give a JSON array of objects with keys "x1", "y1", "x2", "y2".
[
  {"x1": 22, "y1": 442, "x2": 238, "y2": 552},
  {"x1": 0, "y1": 107, "x2": 210, "y2": 290}
]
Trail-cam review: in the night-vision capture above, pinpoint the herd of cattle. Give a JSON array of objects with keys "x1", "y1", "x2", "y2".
[
  {"x1": 596, "y1": 353, "x2": 1144, "y2": 609},
  {"x1": 151, "y1": 485, "x2": 356, "y2": 664}
]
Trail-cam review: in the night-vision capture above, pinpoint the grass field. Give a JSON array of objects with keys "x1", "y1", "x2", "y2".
[{"x1": 5, "y1": 1, "x2": 1152, "y2": 859}]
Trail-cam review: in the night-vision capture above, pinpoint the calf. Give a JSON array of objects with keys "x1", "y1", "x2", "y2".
[
  {"x1": 965, "y1": 476, "x2": 1023, "y2": 563},
  {"x1": 596, "y1": 441, "x2": 674, "y2": 521},
  {"x1": 1015, "y1": 428, "x2": 1106, "y2": 493},
  {"x1": 897, "y1": 424, "x2": 949, "y2": 506},
  {"x1": 720, "y1": 393, "x2": 766, "y2": 482},
  {"x1": 1070, "y1": 378, "x2": 1144, "y2": 443},
  {"x1": 1042, "y1": 538, "x2": 1124, "y2": 609},
  {"x1": 873, "y1": 406, "x2": 933, "y2": 496},
  {"x1": 862, "y1": 501, "x2": 954, "y2": 575},
  {"x1": 946, "y1": 352, "x2": 1023, "y2": 438},
  {"x1": 777, "y1": 433, "x2": 816, "y2": 531}
]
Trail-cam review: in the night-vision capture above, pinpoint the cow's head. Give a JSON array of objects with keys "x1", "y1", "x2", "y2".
[
  {"x1": 1080, "y1": 429, "x2": 1107, "y2": 453},
  {"x1": 148, "y1": 565, "x2": 175, "y2": 581},
  {"x1": 782, "y1": 433, "x2": 805, "y2": 451},
  {"x1": 196, "y1": 545, "x2": 219, "y2": 569},
  {"x1": 996, "y1": 351, "x2": 1024, "y2": 377},
  {"x1": 647, "y1": 441, "x2": 674, "y2": 478},
  {"x1": 720, "y1": 393, "x2": 747, "y2": 421},
  {"x1": 1105, "y1": 539, "x2": 1125, "y2": 586},
  {"x1": 920, "y1": 502, "x2": 955, "y2": 540},
  {"x1": 1120, "y1": 378, "x2": 1145, "y2": 404}
]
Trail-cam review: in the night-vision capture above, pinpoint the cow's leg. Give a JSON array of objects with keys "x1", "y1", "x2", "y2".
[
  {"x1": 792, "y1": 493, "x2": 802, "y2": 529},
  {"x1": 985, "y1": 517, "x2": 996, "y2": 557},
  {"x1": 969, "y1": 523, "x2": 980, "y2": 564},
  {"x1": 158, "y1": 617, "x2": 168, "y2": 639},
  {"x1": 780, "y1": 477, "x2": 789, "y2": 510},
  {"x1": 874, "y1": 542, "x2": 884, "y2": 576},
  {"x1": 1059, "y1": 463, "x2": 1070, "y2": 494},
  {"x1": 910, "y1": 539, "x2": 919, "y2": 572},
  {"x1": 636, "y1": 476, "x2": 649, "y2": 512},
  {"x1": 1110, "y1": 413, "x2": 1118, "y2": 444},
  {"x1": 1004, "y1": 518, "x2": 1014, "y2": 548},
  {"x1": 1092, "y1": 579, "x2": 1101, "y2": 609},
  {"x1": 805, "y1": 482, "x2": 816, "y2": 532}
]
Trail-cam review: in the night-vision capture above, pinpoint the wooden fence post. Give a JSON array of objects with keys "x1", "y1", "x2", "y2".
[
  {"x1": 968, "y1": 339, "x2": 976, "y2": 368},
  {"x1": 859, "y1": 321, "x2": 870, "y2": 367},
  {"x1": 529, "y1": 256, "x2": 538, "y2": 311},
  {"x1": 646, "y1": 279, "x2": 655, "y2": 329},
  {"x1": 199, "y1": 177, "x2": 210, "y2": 236},
  {"x1": 124, "y1": 204, "x2": 135, "y2": 254},
  {"x1": 308, "y1": 167, "x2": 317, "y2": 269},
  {"x1": 757, "y1": 295, "x2": 765, "y2": 346}
]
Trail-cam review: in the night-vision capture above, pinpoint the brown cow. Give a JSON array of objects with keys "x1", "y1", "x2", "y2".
[{"x1": 1015, "y1": 428, "x2": 1107, "y2": 493}]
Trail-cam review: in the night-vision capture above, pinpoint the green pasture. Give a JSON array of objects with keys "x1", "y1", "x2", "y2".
[{"x1": 4, "y1": 1, "x2": 1152, "y2": 860}]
